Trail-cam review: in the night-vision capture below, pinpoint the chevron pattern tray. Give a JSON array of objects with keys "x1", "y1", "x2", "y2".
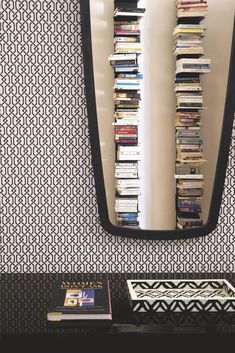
[{"x1": 127, "y1": 279, "x2": 235, "y2": 313}]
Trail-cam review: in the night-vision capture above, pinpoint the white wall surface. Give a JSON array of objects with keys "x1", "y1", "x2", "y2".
[{"x1": 90, "y1": 0, "x2": 235, "y2": 230}]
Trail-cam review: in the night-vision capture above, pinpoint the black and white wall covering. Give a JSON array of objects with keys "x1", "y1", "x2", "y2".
[{"x1": 1, "y1": 0, "x2": 235, "y2": 273}]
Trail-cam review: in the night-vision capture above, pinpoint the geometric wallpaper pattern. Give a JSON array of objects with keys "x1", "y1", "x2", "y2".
[{"x1": 1, "y1": 0, "x2": 235, "y2": 273}]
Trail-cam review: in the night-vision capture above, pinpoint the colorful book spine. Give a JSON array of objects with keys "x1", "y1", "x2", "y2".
[
  {"x1": 109, "y1": 0, "x2": 145, "y2": 229},
  {"x1": 174, "y1": 0, "x2": 211, "y2": 230}
]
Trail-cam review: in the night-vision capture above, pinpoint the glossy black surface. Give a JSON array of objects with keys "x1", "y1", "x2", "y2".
[{"x1": 1, "y1": 273, "x2": 235, "y2": 353}]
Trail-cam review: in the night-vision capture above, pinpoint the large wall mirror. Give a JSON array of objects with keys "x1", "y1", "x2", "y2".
[{"x1": 80, "y1": 0, "x2": 235, "y2": 240}]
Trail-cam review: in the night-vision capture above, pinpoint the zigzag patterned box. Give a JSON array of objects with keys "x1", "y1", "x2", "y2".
[{"x1": 127, "y1": 279, "x2": 235, "y2": 313}]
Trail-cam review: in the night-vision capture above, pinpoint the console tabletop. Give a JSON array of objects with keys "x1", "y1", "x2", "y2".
[{"x1": 1, "y1": 273, "x2": 235, "y2": 353}]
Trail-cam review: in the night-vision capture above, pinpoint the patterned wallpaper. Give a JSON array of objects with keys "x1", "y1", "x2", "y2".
[{"x1": 1, "y1": 0, "x2": 235, "y2": 273}]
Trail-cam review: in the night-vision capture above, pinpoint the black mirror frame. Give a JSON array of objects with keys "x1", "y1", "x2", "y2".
[{"x1": 80, "y1": 0, "x2": 235, "y2": 240}]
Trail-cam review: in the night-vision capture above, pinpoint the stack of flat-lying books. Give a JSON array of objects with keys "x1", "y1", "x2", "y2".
[
  {"x1": 109, "y1": 3, "x2": 145, "y2": 229},
  {"x1": 115, "y1": 196, "x2": 139, "y2": 213},
  {"x1": 173, "y1": 24, "x2": 207, "y2": 57},
  {"x1": 115, "y1": 162, "x2": 139, "y2": 179},
  {"x1": 116, "y1": 211, "x2": 139, "y2": 227},
  {"x1": 177, "y1": 196, "x2": 202, "y2": 215},
  {"x1": 175, "y1": 0, "x2": 208, "y2": 19},
  {"x1": 177, "y1": 213, "x2": 203, "y2": 229},
  {"x1": 174, "y1": 75, "x2": 202, "y2": 92},
  {"x1": 114, "y1": 75, "x2": 142, "y2": 91},
  {"x1": 114, "y1": 88, "x2": 141, "y2": 108},
  {"x1": 115, "y1": 178, "x2": 140, "y2": 196},
  {"x1": 113, "y1": 124, "x2": 138, "y2": 145},
  {"x1": 109, "y1": 53, "x2": 139, "y2": 73},
  {"x1": 173, "y1": 0, "x2": 211, "y2": 230},
  {"x1": 176, "y1": 91, "x2": 204, "y2": 110},
  {"x1": 175, "y1": 111, "x2": 202, "y2": 128},
  {"x1": 114, "y1": 111, "x2": 140, "y2": 125},
  {"x1": 114, "y1": 25, "x2": 142, "y2": 53},
  {"x1": 116, "y1": 145, "x2": 141, "y2": 161},
  {"x1": 177, "y1": 179, "x2": 204, "y2": 197}
]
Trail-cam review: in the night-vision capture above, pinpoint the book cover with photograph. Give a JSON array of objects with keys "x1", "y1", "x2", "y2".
[{"x1": 47, "y1": 280, "x2": 112, "y2": 324}]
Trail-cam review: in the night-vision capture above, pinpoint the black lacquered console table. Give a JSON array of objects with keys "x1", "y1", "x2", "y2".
[{"x1": 1, "y1": 273, "x2": 235, "y2": 353}]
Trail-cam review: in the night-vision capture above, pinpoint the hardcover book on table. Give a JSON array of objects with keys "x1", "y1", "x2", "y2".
[{"x1": 47, "y1": 280, "x2": 112, "y2": 323}]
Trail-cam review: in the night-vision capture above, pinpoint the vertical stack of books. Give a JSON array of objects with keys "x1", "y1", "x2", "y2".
[
  {"x1": 109, "y1": 0, "x2": 145, "y2": 229},
  {"x1": 173, "y1": 0, "x2": 211, "y2": 230}
]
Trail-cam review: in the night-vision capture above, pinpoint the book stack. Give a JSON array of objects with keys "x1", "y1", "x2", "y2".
[
  {"x1": 115, "y1": 178, "x2": 140, "y2": 195},
  {"x1": 117, "y1": 145, "x2": 141, "y2": 160},
  {"x1": 175, "y1": 0, "x2": 208, "y2": 18},
  {"x1": 174, "y1": 0, "x2": 211, "y2": 230},
  {"x1": 109, "y1": 0, "x2": 145, "y2": 229},
  {"x1": 114, "y1": 123, "x2": 139, "y2": 145},
  {"x1": 173, "y1": 24, "x2": 207, "y2": 57},
  {"x1": 115, "y1": 162, "x2": 139, "y2": 179}
]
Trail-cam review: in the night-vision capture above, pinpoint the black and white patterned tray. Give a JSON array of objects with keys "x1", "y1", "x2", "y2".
[{"x1": 127, "y1": 279, "x2": 235, "y2": 313}]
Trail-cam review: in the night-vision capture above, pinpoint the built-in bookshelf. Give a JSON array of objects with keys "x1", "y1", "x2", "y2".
[
  {"x1": 109, "y1": 0, "x2": 145, "y2": 229},
  {"x1": 173, "y1": 0, "x2": 211, "y2": 230}
]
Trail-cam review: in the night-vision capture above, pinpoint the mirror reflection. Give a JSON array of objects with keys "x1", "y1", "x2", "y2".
[{"x1": 89, "y1": 0, "x2": 235, "y2": 232}]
